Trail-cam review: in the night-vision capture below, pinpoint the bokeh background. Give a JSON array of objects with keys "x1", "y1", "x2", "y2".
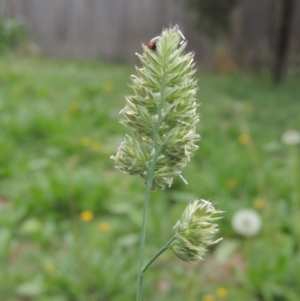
[{"x1": 0, "y1": 0, "x2": 300, "y2": 301}]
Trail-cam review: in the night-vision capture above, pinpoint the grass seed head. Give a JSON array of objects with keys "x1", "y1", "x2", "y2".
[
  {"x1": 170, "y1": 199, "x2": 223, "y2": 263},
  {"x1": 111, "y1": 26, "x2": 199, "y2": 190}
]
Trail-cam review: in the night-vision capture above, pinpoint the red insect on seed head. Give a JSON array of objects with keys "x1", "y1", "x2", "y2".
[
  {"x1": 147, "y1": 40, "x2": 156, "y2": 51},
  {"x1": 147, "y1": 36, "x2": 159, "y2": 51}
]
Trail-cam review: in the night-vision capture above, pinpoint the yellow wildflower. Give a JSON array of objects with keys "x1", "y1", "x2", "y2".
[
  {"x1": 238, "y1": 134, "x2": 250, "y2": 145},
  {"x1": 80, "y1": 136, "x2": 92, "y2": 147},
  {"x1": 102, "y1": 81, "x2": 114, "y2": 92},
  {"x1": 226, "y1": 177, "x2": 237, "y2": 188},
  {"x1": 216, "y1": 287, "x2": 228, "y2": 298},
  {"x1": 91, "y1": 141, "x2": 102, "y2": 151},
  {"x1": 80, "y1": 210, "x2": 94, "y2": 222},
  {"x1": 69, "y1": 101, "x2": 80, "y2": 112},
  {"x1": 98, "y1": 222, "x2": 110, "y2": 233},
  {"x1": 202, "y1": 295, "x2": 215, "y2": 301},
  {"x1": 253, "y1": 198, "x2": 265, "y2": 210}
]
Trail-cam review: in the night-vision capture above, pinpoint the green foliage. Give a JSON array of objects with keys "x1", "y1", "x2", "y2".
[
  {"x1": 0, "y1": 56, "x2": 300, "y2": 300},
  {"x1": 187, "y1": 0, "x2": 240, "y2": 37},
  {"x1": 0, "y1": 17, "x2": 27, "y2": 53}
]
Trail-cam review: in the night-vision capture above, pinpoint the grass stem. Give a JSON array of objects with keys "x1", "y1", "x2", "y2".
[
  {"x1": 136, "y1": 57, "x2": 167, "y2": 301},
  {"x1": 142, "y1": 235, "x2": 176, "y2": 273}
]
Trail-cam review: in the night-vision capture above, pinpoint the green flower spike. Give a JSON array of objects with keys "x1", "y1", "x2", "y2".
[
  {"x1": 170, "y1": 199, "x2": 223, "y2": 263},
  {"x1": 111, "y1": 26, "x2": 199, "y2": 190}
]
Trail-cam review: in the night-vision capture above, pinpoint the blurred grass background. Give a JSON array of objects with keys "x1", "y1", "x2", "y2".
[{"x1": 0, "y1": 54, "x2": 300, "y2": 301}]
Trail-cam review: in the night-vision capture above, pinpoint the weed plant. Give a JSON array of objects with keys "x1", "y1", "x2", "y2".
[
  {"x1": 111, "y1": 26, "x2": 222, "y2": 300},
  {"x1": 0, "y1": 39, "x2": 300, "y2": 300}
]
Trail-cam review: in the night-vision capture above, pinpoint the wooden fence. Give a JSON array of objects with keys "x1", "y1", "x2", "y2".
[{"x1": 2, "y1": 0, "x2": 300, "y2": 69}]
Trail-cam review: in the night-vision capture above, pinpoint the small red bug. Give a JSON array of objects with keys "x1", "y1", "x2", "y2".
[
  {"x1": 147, "y1": 36, "x2": 159, "y2": 51},
  {"x1": 147, "y1": 40, "x2": 156, "y2": 51}
]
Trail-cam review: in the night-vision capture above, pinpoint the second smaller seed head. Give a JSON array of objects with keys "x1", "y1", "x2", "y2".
[{"x1": 170, "y1": 199, "x2": 223, "y2": 263}]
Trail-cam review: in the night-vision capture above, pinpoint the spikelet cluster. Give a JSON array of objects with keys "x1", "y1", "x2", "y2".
[
  {"x1": 170, "y1": 199, "x2": 223, "y2": 263},
  {"x1": 111, "y1": 26, "x2": 199, "y2": 190}
]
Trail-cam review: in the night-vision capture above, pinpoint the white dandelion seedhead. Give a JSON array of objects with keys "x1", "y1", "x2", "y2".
[
  {"x1": 231, "y1": 209, "x2": 262, "y2": 237},
  {"x1": 281, "y1": 130, "x2": 300, "y2": 146}
]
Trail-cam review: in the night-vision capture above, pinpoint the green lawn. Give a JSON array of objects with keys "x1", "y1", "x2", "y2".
[{"x1": 0, "y1": 56, "x2": 300, "y2": 301}]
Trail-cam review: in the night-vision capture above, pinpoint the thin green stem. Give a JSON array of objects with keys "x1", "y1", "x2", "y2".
[
  {"x1": 142, "y1": 235, "x2": 176, "y2": 273},
  {"x1": 136, "y1": 142, "x2": 160, "y2": 301},
  {"x1": 136, "y1": 146, "x2": 161, "y2": 301},
  {"x1": 136, "y1": 167, "x2": 155, "y2": 301},
  {"x1": 136, "y1": 64, "x2": 167, "y2": 301}
]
